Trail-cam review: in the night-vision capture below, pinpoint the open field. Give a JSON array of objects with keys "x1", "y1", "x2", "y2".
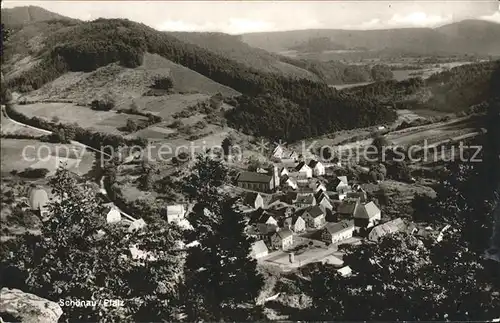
[
  {"x1": 1, "y1": 138, "x2": 95, "y2": 177},
  {"x1": 12, "y1": 103, "x2": 147, "y2": 134},
  {"x1": 134, "y1": 93, "x2": 210, "y2": 118}
]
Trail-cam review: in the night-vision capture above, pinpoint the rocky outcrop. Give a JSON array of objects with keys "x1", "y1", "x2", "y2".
[{"x1": 0, "y1": 288, "x2": 63, "y2": 323}]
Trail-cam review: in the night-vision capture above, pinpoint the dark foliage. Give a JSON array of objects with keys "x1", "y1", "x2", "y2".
[
  {"x1": 151, "y1": 75, "x2": 174, "y2": 90},
  {"x1": 18, "y1": 167, "x2": 50, "y2": 179}
]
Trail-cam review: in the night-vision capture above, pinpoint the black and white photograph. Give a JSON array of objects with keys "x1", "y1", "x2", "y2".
[{"x1": 0, "y1": 0, "x2": 499, "y2": 321}]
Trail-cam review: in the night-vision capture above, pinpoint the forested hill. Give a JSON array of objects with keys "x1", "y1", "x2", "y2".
[
  {"x1": 343, "y1": 60, "x2": 500, "y2": 112},
  {"x1": 169, "y1": 31, "x2": 394, "y2": 85},
  {"x1": 3, "y1": 18, "x2": 397, "y2": 141}
]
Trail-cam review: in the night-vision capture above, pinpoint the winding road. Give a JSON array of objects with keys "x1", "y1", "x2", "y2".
[{"x1": 2, "y1": 105, "x2": 137, "y2": 222}]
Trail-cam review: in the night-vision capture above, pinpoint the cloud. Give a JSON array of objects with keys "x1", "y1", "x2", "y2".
[
  {"x1": 343, "y1": 12, "x2": 453, "y2": 30},
  {"x1": 157, "y1": 17, "x2": 321, "y2": 34},
  {"x1": 480, "y1": 11, "x2": 500, "y2": 24},
  {"x1": 387, "y1": 12, "x2": 453, "y2": 27}
]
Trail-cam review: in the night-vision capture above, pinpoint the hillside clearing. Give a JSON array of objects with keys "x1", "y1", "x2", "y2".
[
  {"x1": 1, "y1": 138, "x2": 95, "y2": 177},
  {"x1": 22, "y1": 53, "x2": 238, "y2": 105}
]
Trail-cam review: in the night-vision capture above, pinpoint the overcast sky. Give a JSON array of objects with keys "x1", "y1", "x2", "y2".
[{"x1": 3, "y1": 1, "x2": 500, "y2": 34}]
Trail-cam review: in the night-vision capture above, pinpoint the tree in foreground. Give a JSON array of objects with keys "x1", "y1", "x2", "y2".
[
  {"x1": 1, "y1": 167, "x2": 184, "y2": 322},
  {"x1": 183, "y1": 199, "x2": 264, "y2": 321}
]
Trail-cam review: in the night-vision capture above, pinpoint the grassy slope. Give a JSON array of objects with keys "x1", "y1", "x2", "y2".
[{"x1": 24, "y1": 53, "x2": 239, "y2": 104}]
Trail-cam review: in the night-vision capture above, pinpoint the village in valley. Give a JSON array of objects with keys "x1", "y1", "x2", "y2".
[
  {"x1": 1, "y1": 2, "x2": 499, "y2": 322},
  {"x1": 227, "y1": 143, "x2": 417, "y2": 274}
]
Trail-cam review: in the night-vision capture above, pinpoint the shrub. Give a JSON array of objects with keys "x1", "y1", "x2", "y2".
[
  {"x1": 91, "y1": 94, "x2": 115, "y2": 111},
  {"x1": 125, "y1": 119, "x2": 138, "y2": 132},
  {"x1": 19, "y1": 168, "x2": 50, "y2": 179},
  {"x1": 151, "y1": 75, "x2": 174, "y2": 90}
]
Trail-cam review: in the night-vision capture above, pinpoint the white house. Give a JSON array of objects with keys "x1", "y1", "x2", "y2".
[
  {"x1": 281, "y1": 175, "x2": 298, "y2": 190},
  {"x1": 303, "y1": 206, "x2": 326, "y2": 229},
  {"x1": 244, "y1": 192, "x2": 265, "y2": 209},
  {"x1": 251, "y1": 240, "x2": 269, "y2": 259},
  {"x1": 354, "y1": 201, "x2": 381, "y2": 228},
  {"x1": 166, "y1": 204, "x2": 186, "y2": 224},
  {"x1": 294, "y1": 162, "x2": 313, "y2": 178},
  {"x1": 332, "y1": 176, "x2": 349, "y2": 191},
  {"x1": 271, "y1": 144, "x2": 284, "y2": 160},
  {"x1": 321, "y1": 220, "x2": 355, "y2": 244},
  {"x1": 271, "y1": 229, "x2": 294, "y2": 250},
  {"x1": 308, "y1": 160, "x2": 326, "y2": 176}
]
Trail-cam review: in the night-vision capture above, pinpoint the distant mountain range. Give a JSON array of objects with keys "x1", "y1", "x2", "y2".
[{"x1": 241, "y1": 19, "x2": 500, "y2": 56}]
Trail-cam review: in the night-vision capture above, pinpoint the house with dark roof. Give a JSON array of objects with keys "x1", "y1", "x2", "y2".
[
  {"x1": 346, "y1": 190, "x2": 368, "y2": 203},
  {"x1": 243, "y1": 192, "x2": 264, "y2": 209},
  {"x1": 303, "y1": 205, "x2": 326, "y2": 229},
  {"x1": 294, "y1": 162, "x2": 312, "y2": 178},
  {"x1": 330, "y1": 176, "x2": 350, "y2": 199},
  {"x1": 252, "y1": 211, "x2": 279, "y2": 235},
  {"x1": 318, "y1": 197, "x2": 334, "y2": 213},
  {"x1": 336, "y1": 198, "x2": 361, "y2": 220},
  {"x1": 270, "y1": 144, "x2": 284, "y2": 161},
  {"x1": 236, "y1": 171, "x2": 274, "y2": 192},
  {"x1": 308, "y1": 160, "x2": 326, "y2": 176},
  {"x1": 271, "y1": 229, "x2": 294, "y2": 250},
  {"x1": 282, "y1": 215, "x2": 306, "y2": 233},
  {"x1": 293, "y1": 193, "x2": 316, "y2": 208},
  {"x1": 321, "y1": 220, "x2": 355, "y2": 244},
  {"x1": 368, "y1": 218, "x2": 417, "y2": 242},
  {"x1": 251, "y1": 240, "x2": 269, "y2": 259},
  {"x1": 354, "y1": 201, "x2": 381, "y2": 228}
]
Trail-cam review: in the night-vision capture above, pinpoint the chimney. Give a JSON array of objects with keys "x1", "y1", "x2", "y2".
[{"x1": 289, "y1": 252, "x2": 295, "y2": 263}]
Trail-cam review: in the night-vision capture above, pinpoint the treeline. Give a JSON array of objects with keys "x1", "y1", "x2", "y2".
[
  {"x1": 6, "y1": 104, "x2": 147, "y2": 150},
  {"x1": 225, "y1": 93, "x2": 396, "y2": 142},
  {"x1": 5, "y1": 18, "x2": 397, "y2": 139},
  {"x1": 282, "y1": 58, "x2": 394, "y2": 84},
  {"x1": 343, "y1": 60, "x2": 500, "y2": 112},
  {"x1": 423, "y1": 60, "x2": 500, "y2": 112}
]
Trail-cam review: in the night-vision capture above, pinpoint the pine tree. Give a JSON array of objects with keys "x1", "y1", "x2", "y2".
[{"x1": 183, "y1": 199, "x2": 264, "y2": 321}]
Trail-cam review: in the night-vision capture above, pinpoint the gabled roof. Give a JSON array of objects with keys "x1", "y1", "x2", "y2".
[
  {"x1": 308, "y1": 160, "x2": 322, "y2": 168},
  {"x1": 237, "y1": 171, "x2": 272, "y2": 183},
  {"x1": 318, "y1": 198, "x2": 333, "y2": 210},
  {"x1": 332, "y1": 176, "x2": 349, "y2": 188},
  {"x1": 275, "y1": 228, "x2": 293, "y2": 240},
  {"x1": 324, "y1": 220, "x2": 354, "y2": 235},
  {"x1": 369, "y1": 218, "x2": 411, "y2": 241},
  {"x1": 257, "y1": 211, "x2": 277, "y2": 224},
  {"x1": 306, "y1": 205, "x2": 324, "y2": 218},
  {"x1": 283, "y1": 214, "x2": 304, "y2": 227},
  {"x1": 252, "y1": 240, "x2": 269, "y2": 255},
  {"x1": 355, "y1": 202, "x2": 381, "y2": 219},
  {"x1": 295, "y1": 162, "x2": 311, "y2": 172},
  {"x1": 337, "y1": 198, "x2": 360, "y2": 215},
  {"x1": 315, "y1": 190, "x2": 330, "y2": 203}
]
